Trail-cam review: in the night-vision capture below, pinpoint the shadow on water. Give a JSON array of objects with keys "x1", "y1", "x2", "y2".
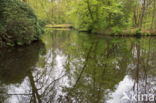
[
  {"x1": 0, "y1": 30, "x2": 156, "y2": 103},
  {"x1": 0, "y1": 41, "x2": 46, "y2": 102},
  {"x1": 0, "y1": 41, "x2": 45, "y2": 84}
]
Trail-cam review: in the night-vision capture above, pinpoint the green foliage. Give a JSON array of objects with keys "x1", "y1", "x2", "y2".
[
  {"x1": 25, "y1": 0, "x2": 156, "y2": 34},
  {"x1": 76, "y1": 0, "x2": 134, "y2": 32},
  {"x1": 136, "y1": 28, "x2": 142, "y2": 36},
  {"x1": 0, "y1": 24, "x2": 6, "y2": 34},
  {"x1": 0, "y1": 0, "x2": 43, "y2": 47},
  {"x1": 111, "y1": 27, "x2": 122, "y2": 35},
  {"x1": 27, "y1": 0, "x2": 71, "y2": 24}
]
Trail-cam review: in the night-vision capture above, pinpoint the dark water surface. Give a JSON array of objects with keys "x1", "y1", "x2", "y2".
[{"x1": 0, "y1": 30, "x2": 156, "y2": 103}]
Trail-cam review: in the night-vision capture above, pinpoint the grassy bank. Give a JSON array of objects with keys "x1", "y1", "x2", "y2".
[
  {"x1": 95, "y1": 28, "x2": 156, "y2": 36},
  {"x1": 46, "y1": 24, "x2": 156, "y2": 36}
]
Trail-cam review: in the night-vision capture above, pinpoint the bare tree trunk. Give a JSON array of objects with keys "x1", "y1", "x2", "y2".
[
  {"x1": 151, "y1": 0, "x2": 156, "y2": 29},
  {"x1": 28, "y1": 72, "x2": 42, "y2": 103},
  {"x1": 85, "y1": 0, "x2": 94, "y2": 22},
  {"x1": 139, "y1": 0, "x2": 146, "y2": 28},
  {"x1": 133, "y1": 1, "x2": 140, "y2": 27}
]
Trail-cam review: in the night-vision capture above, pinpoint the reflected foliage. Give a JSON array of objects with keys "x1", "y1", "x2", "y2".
[
  {"x1": 0, "y1": 41, "x2": 45, "y2": 84},
  {"x1": 0, "y1": 41, "x2": 45, "y2": 102},
  {"x1": 0, "y1": 30, "x2": 156, "y2": 103}
]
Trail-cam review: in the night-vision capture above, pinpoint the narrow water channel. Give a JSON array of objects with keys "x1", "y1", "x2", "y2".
[{"x1": 0, "y1": 30, "x2": 156, "y2": 103}]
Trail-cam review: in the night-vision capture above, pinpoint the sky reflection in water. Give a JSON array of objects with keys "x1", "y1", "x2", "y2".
[{"x1": 0, "y1": 30, "x2": 156, "y2": 103}]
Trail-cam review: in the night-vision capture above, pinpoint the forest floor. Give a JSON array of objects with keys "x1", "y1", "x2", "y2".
[
  {"x1": 90, "y1": 28, "x2": 156, "y2": 36},
  {"x1": 124, "y1": 28, "x2": 155, "y2": 33},
  {"x1": 119, "y1": 28, "x2": 156, "y2": 36}
]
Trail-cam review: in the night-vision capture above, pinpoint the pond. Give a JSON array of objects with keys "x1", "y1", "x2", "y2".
[{"x1": 0, "y1": 30, "x2": 156, "y2": 103}]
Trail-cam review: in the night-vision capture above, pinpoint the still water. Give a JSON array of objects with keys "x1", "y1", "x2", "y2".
[{"x1": 0, "y1": 30, "x2": 156, "y2": 103}]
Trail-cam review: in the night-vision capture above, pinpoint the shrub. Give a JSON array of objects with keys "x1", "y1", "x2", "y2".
[
  {"x1": 135, "y1": 28, "x2": 142, "y2": 36},
  {"x1": 111, "y1": 27, "x2": 122, "y2": 35},
  {"x1": 0, "y1": 0, "x2": 43, "y2": 47}
]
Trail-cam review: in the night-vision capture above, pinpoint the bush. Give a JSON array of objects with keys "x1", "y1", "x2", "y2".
[
  {"x1": 0, "y1": 0, "x2": 43, "y2": 47},
  {"x1": 111, "y1": 27, "x2": 122, "y2": 35},
  {"x1": 135, "y1": 28, "x2": 142, "y2": 36}
]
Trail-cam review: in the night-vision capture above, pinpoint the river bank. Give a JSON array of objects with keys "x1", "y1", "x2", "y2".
[{"x1": 46, "y1": 24, "x2": 156, "y2": 36}]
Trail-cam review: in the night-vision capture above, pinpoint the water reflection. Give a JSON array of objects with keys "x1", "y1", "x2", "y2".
[
  {"x1": 0, "y1": 30, "x2": 156, "y2": 103},
  {"x1": 0, "y1": 41, "x2": 45, "y2": 103}
]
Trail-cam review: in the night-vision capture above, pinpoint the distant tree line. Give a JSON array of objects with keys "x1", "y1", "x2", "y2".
[{"x1": 27, "y1": 0, "x2": 156, "y2": 33}]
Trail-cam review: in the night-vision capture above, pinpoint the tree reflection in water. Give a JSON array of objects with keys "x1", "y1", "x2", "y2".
[{"x1": 0, "y1": 31, "x2": 156, "y2": 103}]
